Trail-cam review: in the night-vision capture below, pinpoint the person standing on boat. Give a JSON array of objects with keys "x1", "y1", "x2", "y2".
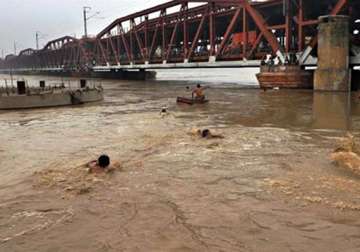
[{"x1": 192, "y1": 84, "x2": 207, "y2": 101}]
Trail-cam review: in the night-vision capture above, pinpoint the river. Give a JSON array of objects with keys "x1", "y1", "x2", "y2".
[{"x1": 1, "y1": 69, "x2": 360, "y2": 251}]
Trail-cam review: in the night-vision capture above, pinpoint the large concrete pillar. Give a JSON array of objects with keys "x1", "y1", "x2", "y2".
[
  {"x1": 313, "y1": 92, "x2": 351, "y2": 130},
  {"x1": 314, "y1": 15, "x2": 350, "y2": 91}
]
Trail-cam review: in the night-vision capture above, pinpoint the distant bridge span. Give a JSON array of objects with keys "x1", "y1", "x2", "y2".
[{"x1": 0, "y1": 0, "x2": 360, "y2": 73}]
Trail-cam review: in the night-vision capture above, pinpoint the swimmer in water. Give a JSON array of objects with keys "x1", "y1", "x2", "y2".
[
  {"x1": 160, "y1": 106, "x2": 169, "y2": 117},
  {"x1": 87, "y1": 155, "x2": 114, "y2": 173},
  {"x1": 190, "y1": 128, "x2": 224, "y2": 139},
  {"x1": 159, "y1": 106, "x2": 176, "y2": 118}
]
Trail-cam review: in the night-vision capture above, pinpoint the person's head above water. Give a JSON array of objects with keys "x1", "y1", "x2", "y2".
[
  {"x1": 201, "y1": 129, "x2": 210, "y2": 138},
  {"x1": 98, "y1": 155, "x2": 110, "y2": 168}
]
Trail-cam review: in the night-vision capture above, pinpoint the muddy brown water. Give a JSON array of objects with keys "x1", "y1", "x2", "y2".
[{"x1": 1, "y1": 73, "x2": 360, "y2": 251}]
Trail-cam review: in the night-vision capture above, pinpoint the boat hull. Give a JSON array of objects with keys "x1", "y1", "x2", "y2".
[
  {"x1": 256, "y1": 65, "x2": 313, "y2": 89},
  {"x1": 0, "y1": 89, "x2": 103, "y2": 110},
  {"x1": 177, "y1": 97, "x2": 209, "y2": 105}
]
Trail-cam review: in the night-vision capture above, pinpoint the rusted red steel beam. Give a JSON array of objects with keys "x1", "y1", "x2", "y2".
[
  {"x1": 216, "y1": 7, "x2": 242, "y2": 57},
  {"x1": 4, "y1": 0, "x2": 289, "y2": 69},
  {"x1": 149, "y1": 20, "x2": 161, "y2": 61},
  {"x1": 246, "y1": 32, "x2": 263, "y2": 59},
  {"x1": 136, "y1": 4, "x2": 206, "y2": 32},
  {"x1": 132, "y1": 20, "x2": 146, "y2": 62},
  {"x1": 77, "y1": 39, "x2": 91, "y2": 67},
  {"x1": 92, "y1": 43, "x2": 99, "y2": 66},
  {"x1": 75, "y1": 47, "x2": 81, "y2": 68},
  {"x1": 298, "y1": 0, "x2": 304, "y2": 51},
  {"x1": 144, "y1": 3, "x2": 238, "y2": 28},
  {"x1": 162, "y1": 13, "x2": 166, "y2": 60},
  {"x1": 105, "y1": 3, "x2": 262, "y2": 39},
  {"x1": 285, "y1": 0, "x2": 291, "y2": 53},
  {"x1": 183, "y1": 6, "x2": 189, "y2": 58},
  {"x1": 97, "y1": 1, "x2": 214, "y2": 38},
  {"x1": 242, "y1": 0, "x2": 283, "y2": 59},
  {"x1": 308, "y1": 0, "x2": 349, "y2": 49},
  {"x1": 67, "y1": 47, "x2": 73, "y2": 67},
  {"x1": 51, "y1": 50, "x2": 57, "y2": 67},
  {"x1": 331, "y1": 0, "x2": 348, "y2": 15},
  {"x1": 209, "y1": 3, "x2": 215, "y2": 56},
  {"x1": 144, "y1": 16, "x2": 149, "y2": 59},
  {"x1": 129, "y1": 28, "x2": 134, "y2": 62},
  {"x1": 187, "y1": 13, "x2": 206, "y2": 60},
  {"x1": 97, "y1": 0, "x2": 283, "y2": 39},
  {"x1": 301, "y1": 20, "x2": 318, "y2": 26},
  {"x1": 116, "y1": 35, "x2": 122, "y2": 61},
  {"x1": 42, "y1": 36, "x2": 77, "y2": 51},
  {"x1": 166, "y1": 4, "x2": 187, "y2": 61},
  {"x1": 106, "y1": 38, "x2": 111, "y2": 63},
  {"x1": 269, "y1": 24, "x2": 286, "y2": 30},
  {"x1": 119, "y1": 25, "x2": 132, "y2": 62},
  {"x1": 60, "y1": 48, "x2": 67, "y2": 67},
  {"x1": 242, "y1": 7, "x2": 248, "y2": 57},
  {"x1": 44, "y1": 54, "x2": 50, "y2": 68},
  {"x1": 299, "y1": 0, "x2": 349, "y2": 64},
  {"x1": 109, "y1": 37, "x2": 120, "y2": 64},
  {"x1": 5, "y1": 0, "x2": 354, "y2": 69},
  {"x1": 166, "y1": 21, "x2": 180, "y2": 61},
  {"x1": 72, "y1": 47, "x2": 78, "y2": 67},
  {"x1": 64, "y1": 47, "x2": 71, "y2": 67},
  {"x1": 98, "y1": 39, "x2": 109, "y2": 64}
]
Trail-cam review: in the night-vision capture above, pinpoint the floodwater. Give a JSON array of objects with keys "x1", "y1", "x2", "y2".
[{"x1": 1, "y1": 69, "x2": 360, "y2": 251}]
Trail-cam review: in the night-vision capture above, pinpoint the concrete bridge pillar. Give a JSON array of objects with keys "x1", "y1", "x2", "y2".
[{"x1": 314, "y1": 15, "x2": 350, "y2": 91}]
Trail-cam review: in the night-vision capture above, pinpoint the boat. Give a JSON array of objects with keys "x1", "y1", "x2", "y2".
[
  {"x1": 0, "y1": 79, "x2": 103, "y2": 110},
  {"x1": 177, "y1": 97, "x2": 209, "y2": 105},
  {"x1": 256, "y1": 64, "x2": 313, "y2": 89}
]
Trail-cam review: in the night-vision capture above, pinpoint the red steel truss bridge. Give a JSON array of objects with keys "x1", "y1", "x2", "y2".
[{"x1": 0, "y1": 0, "x2": 359, "y2": 72}]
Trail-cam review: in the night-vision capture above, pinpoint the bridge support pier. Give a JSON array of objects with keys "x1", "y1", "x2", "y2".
[{"x1": 314, "y1": 15, "x2": 350, "y2": 92}]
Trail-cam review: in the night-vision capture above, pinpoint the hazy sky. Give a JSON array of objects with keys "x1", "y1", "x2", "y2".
[{"x1": 0, "y1": 0, "x2": 169, "y2": 56}]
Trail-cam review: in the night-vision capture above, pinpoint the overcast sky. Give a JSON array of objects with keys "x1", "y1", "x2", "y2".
[{"x1": 0, "y1": 0, "x2": 169, "y2": 56}]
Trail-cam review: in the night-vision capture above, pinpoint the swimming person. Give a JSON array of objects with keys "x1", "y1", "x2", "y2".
[
  {"x1": 160, "y1": 106, "x2": 171, "y2": 118},
  {"x1": 192, "y1": 84, "x2": 207, "y2": 101},
  {"x1": 190, "y1": 128, "x2": 224, "y2": 139},
  {"x1": 87, "y1": 155, "x2": 113, "y2": 173}
]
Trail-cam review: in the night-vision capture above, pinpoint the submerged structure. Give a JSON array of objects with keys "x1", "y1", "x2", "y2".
[
  {"x1": 0, "y1": 79, "x2": 103, "y2": 110},
  {"x1": 257, "y1": 63, "x2": 313, "y2": 89}
]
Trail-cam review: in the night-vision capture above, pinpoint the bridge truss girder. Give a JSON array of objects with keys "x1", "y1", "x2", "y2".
[{"x1": 0, "y1": 0, "x2": 359, "y2": 71}]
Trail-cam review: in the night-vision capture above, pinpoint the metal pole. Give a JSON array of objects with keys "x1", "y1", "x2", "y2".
[
  {"x1": 83, "y1": 7, "x2": 99, "y2": 38},
  {"x1": 36, "y1": 32, "x2": 39, "y2": 50},
  {"x1": 14, "y1": 41, "x2": 17, "y2": 55},
  {"x1": 83, "y1": 7, "x2": 89, "y2": 38}
]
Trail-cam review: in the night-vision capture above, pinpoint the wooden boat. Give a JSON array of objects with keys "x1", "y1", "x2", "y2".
[
  {"x1": 256, "y1": 65, "x2": 313, "y2": 89},
  {"x1": 177, "y1": 97, "x2": 209, "y2": 105}
]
